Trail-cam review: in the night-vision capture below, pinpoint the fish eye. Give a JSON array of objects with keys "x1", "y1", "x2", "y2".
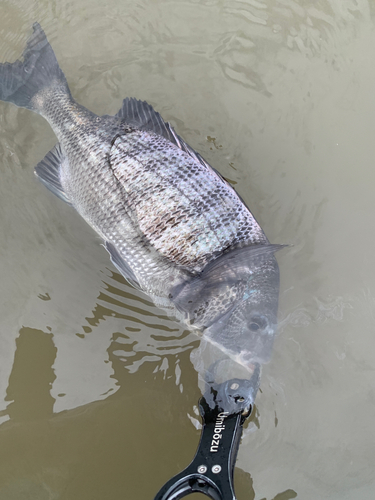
[{"x1": 248, "y1": 315, "x2": 267, "y2": 332}]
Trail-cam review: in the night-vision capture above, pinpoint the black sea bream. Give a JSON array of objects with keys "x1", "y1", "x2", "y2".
[{"x1": 0, "y1": 24, "x2": 281, "y2": 410}]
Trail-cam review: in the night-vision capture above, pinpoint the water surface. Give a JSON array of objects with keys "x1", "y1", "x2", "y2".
[{"x1": 1, "y1": 1, "x2": 375, "y2": 499}]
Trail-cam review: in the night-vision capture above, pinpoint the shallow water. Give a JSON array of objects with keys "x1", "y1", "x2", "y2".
[{"x1": 1, "y1": 1, "x2": 375, "y2": 499}]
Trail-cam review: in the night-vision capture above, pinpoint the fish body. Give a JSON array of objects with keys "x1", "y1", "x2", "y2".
[
  {"x1": 44, "y1": 98, "x2": 269, "y2": 296},
  {"x1": 0, "y1": 24, "x2": 281, "y2": 410}
]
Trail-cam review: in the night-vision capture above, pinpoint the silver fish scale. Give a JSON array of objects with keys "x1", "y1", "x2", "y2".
[
  {"x1": 38, "y1": 90, "x2": 267, "y2": 291},
  {"x1": 39, "y1": 96, "x2": 121, "y2": 229},
  {"x1": 39, "y1": 97, "x2": 188, "y2": 293},
  {"x1": 110, "y1": 130, "x2": 267, "y2": 272},
  {"x1": 188, "y1": 280, "x2": 248, "y2": 329}
]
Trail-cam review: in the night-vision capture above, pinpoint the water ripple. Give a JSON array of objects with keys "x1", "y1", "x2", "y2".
[
  {"x1": 95, "y1": 270, "x2": 198, "y2": 375},
  {"x1": 280, "y1": 294, "x2": 352, "y2": 330}
]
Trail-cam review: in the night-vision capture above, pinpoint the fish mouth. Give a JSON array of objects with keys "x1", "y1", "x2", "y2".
[
  {"x1": 208, "y1": 334, "x2": 267, "y2": 370},
  {"x1": 190, "y1": 334, "x2": 263, "y2": 413},
  {"x1": 234, "y1": 350, "x2": 264, "y2": 370},
  {"x1": 216, "y1": 363, "x2": 261, "y2": 413},
  {"x1": 203, "y1": 336, "x2": 255, "y2": 374}
]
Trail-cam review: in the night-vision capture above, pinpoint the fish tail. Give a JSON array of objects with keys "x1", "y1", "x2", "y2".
[{"x1": 0, "y1": 23, "x2": 70, "y2": 113}]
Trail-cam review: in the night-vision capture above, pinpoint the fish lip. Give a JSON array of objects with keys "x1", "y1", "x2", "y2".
[
  {"x1": 234, "y1": 351, "x2": 266, "y2": 370},
  {"x1": 201, "y1": 334, "x2": 256, "y2": 374},
  {"x1": 204, "y1": 368, "x2": 261, "y2": 414},
  {"x1": 222, "y1": 364, "x2": 261, "y2": 410}
]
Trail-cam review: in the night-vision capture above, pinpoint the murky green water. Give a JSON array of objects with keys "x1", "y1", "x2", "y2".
[{"x1": 1, "y1": 1, "x2": 375, "y2": 499}]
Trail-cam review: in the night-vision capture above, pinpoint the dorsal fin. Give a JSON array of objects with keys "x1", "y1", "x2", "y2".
[
  {"x1": 115, "y1": 98, "x2": 211, "y2": 169},
  {"x1": 116, "y1": 98, "x2": 176, "y2": 141}
]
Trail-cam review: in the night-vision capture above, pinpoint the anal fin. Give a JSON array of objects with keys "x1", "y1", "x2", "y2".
[
  {"x1": 104, "y1": 241, "x2": 141, "y2": 290},
  {"x1": 34, "y1": 143, "x2": 71, "y2": 204}
]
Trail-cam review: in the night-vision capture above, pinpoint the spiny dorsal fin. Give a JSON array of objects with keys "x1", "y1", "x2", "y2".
[
  {"x1": 115, "y1": 98, "x2": 175, "y2": 141},
  {"x1": 34, "y1": 143, "x2": 71, "y2": 204},
  {"x1": 116, "y1": 97, "x2": 211, "y2": 169}
]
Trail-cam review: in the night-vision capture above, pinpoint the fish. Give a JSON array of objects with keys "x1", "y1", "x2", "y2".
[{"x1": 0, "y1": 23, "x2": 282, "y2": 413}]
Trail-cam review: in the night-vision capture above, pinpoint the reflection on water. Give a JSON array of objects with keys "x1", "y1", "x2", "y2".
[
  {"x1": 1, "y1": 0, "x2": 375, "y2": 499},
  {"x1": 4, "y1": 328, "x2": 56, "y2": 421},
  {"x1": 100, "y1": 271, "x2": 197, "y2": 376}
]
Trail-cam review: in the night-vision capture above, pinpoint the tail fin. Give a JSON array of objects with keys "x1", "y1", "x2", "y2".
[{"x1": 0, "y1": 23, "x2": 69, "y2": 112}]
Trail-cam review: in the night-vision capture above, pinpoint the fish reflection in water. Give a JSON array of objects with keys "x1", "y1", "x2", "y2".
[{"x1": 0, "y1": 24, "x2": 282, "y2": 414}]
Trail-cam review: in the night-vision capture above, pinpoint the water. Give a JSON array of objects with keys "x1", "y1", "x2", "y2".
[{"x1": 0, "y1": 1, "x2": 375, "y2": 498}]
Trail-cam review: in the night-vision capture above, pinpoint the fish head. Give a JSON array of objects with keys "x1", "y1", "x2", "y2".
[
  {"x1": 205, "y1": 258, "x2": 280, "y2": 368},
  {"x1": 181, "y1": 244, "x2": 282, "y2": 413}
]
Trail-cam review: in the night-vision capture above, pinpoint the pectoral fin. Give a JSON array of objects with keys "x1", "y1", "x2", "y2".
[{"x1": 34, "y1": 143, "x2": 71, "y2": 204}]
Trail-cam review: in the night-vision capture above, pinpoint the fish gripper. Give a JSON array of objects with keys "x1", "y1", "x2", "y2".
[{"x1": 153, "y1": 396, "x2": 252, "y2": 500}]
